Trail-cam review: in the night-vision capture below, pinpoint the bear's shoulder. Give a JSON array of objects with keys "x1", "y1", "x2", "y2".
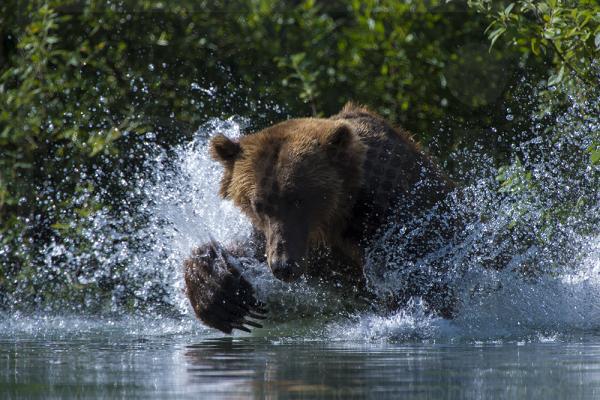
[{"x1": 331, "y1": 103, "x2": 455, "y2": 241}]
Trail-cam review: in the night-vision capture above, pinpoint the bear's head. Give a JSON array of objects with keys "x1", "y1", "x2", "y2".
[{"x1": 210, "y1": 118, "x2": 366, "y2": 282}]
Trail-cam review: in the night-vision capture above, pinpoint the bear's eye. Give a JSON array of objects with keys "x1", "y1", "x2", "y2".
[{"x1": 293, "y1": 199, "x2": 302, "y2": 209}]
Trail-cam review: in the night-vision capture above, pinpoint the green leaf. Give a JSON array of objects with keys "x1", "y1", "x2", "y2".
[
  {"x1": 13, "y1": 163, "x2": 32, "y2": 169},
  {"x1": 547, "y1": 65, "x2": 565, "y2": 86},
  {"x1": 531, "y1": 38, "x2": 540, "y2": 55},
  {"x1": 488, "y1": 27, "x2": 506, "y2": 49},
  {"x1": 51, "y1": 223, "x2": 71, "y2": 231},
  {"x1": 290, "y1": 52, "x2": 306, "y2": 66}
]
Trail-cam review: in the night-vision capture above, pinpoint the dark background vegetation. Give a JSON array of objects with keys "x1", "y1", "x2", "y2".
[{"x1": 0, "y1": 0, "x2": 598, "y2": 312}]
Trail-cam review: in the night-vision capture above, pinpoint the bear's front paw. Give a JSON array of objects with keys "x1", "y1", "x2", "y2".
[{"x1": 183, "y1": 241, "x2": 267, "y2": 334}]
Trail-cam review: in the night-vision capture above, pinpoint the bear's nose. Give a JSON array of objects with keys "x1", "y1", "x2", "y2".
[{"x1": 270, "y1": 259, "x2": 302, "y2": 283}]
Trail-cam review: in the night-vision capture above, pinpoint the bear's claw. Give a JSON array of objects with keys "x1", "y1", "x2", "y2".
[{"x1": 184, "y1": 242, "x2": 267, "y2": 334}]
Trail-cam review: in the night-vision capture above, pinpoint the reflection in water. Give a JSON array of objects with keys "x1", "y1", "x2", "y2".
[
  {"x1": 1, "y1": 327, "x2": 600, "y2": 399},
  {"x1": 183, "y1": 337, "x2": 600, "y2": 399}
]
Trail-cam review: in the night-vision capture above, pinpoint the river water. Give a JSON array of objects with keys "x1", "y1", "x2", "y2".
[{"x1": 1, "y1": 316, "x2": 600, "y2": 399}]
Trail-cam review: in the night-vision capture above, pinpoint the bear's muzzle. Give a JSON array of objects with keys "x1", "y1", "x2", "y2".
[{"x1": 269, "y1": 259, "x2": 304, "y2": 282}]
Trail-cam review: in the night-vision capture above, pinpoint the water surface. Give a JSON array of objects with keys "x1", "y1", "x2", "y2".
[{"x1": 1, "y1": 317, "x2": 599, "y2": 399}]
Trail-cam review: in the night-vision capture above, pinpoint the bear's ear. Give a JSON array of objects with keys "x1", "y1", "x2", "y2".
[
  {"x1": 322, "y1": 123, "x2": 354, "y2": 149},
  {"x1": 210, "y1": 134, "x2": 241, "y2": 164}
]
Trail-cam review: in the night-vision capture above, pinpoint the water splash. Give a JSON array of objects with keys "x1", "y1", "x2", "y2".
[
  {"x1": 345, "y1": 87, "x2": 600, "y2": 342},
  {"x1": 2, "y1": 84, "x2": 598, "y2": 343},
  {"x1": 129, "y1": 89, "x2": 598, "y2": 342}
]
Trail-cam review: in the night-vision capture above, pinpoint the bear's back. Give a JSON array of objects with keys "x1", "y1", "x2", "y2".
[{"x1": 331, "y1": 103, "x2": 455, "y2": 242}]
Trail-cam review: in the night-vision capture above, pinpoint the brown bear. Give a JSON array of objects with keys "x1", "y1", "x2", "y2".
[{"x1": 183, "y1": 103, "x2": 457, "y2": 333}]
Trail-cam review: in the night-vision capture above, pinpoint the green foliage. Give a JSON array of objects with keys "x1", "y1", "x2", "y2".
[
  {"x1": 468, "y1": 0, "x2": 599, "y2": 236},
  {"x1": 469, "y1": 0, "x2": 599, "y2": 86}
]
